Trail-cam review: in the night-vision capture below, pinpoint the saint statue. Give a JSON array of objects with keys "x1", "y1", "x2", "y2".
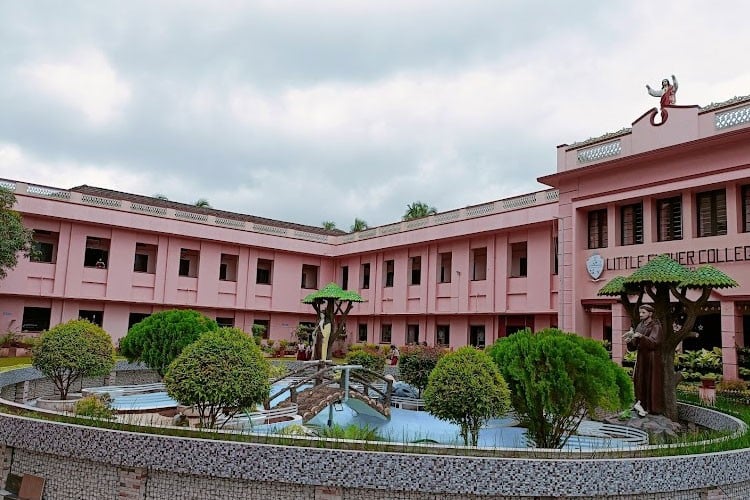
[
  {"x1": 646, "y1": 75, "x2": 678, "y2": 121},
  {"x1": 624, "y1": 304, "x2": 664, "y2": 414}
]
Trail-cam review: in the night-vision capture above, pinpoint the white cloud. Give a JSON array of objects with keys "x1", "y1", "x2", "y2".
[{"x1": 17, "y1": 48, "x2": 131, "y2": 126}]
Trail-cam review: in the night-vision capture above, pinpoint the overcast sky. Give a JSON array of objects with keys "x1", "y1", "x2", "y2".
[{"x1": 1, "y1": 1, "x2": 749, "y2": 230}]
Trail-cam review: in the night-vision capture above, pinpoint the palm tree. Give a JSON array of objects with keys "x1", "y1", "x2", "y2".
[
  {"x1": 321, "y1": 221, "x2": 337, "y2": 230},
  {"x1": 194, "y1": 198, "x2": 212, "y2": 208},
  {"x1": 350, "y1": 218, "x2": 369, "y2": 232},
  {"x1": 403, "y1": 201, "x2": 437, "y2": 221}
]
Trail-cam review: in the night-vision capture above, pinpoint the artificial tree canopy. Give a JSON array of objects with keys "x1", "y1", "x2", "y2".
[
  {"x1": 302, "y1": 282, "x2": 364, "y2": 304},
  {"x1": 597, "y1": 276, "x2": 628, "y2": 296},
  {"x1": 623, "y1": 254, "x2": 688, "y2": 285},
  {"x1": 679, "y1": 265, "x2": 739, "y2": 289}
]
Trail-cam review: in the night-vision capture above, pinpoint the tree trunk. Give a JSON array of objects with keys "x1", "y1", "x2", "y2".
[{"x1": 660, "y1": 348, "x2": 679, "y2": 421}]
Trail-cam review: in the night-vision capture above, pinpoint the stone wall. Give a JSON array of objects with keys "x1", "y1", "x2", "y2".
[{"x1": 1, "y1": 366, "x2": 750, "y2": 499}]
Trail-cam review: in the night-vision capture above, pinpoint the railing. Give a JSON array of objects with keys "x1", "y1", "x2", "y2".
[{"x1": 6, "y1": 179, "x2": 558, "y2": 245}]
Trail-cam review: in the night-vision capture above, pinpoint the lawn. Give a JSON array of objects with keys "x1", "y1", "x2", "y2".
[{"x1": 0, "y1": 356, "x2": 31, "y2": 371}]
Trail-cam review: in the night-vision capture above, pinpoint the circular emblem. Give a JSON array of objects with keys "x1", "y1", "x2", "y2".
[{"x1": 586, "y1": 253, "x2": 604, "y2": 280}]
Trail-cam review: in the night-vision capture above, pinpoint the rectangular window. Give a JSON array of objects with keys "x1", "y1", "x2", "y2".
[
  {"x1": 657, "y1": 196, "x2": 682, "y2": 241},
  {"x1": 216, "y1": 317, "x2": 234, "y2": 328},
  {"x1": 471, "y1": 247, "x2": 487, "y2": 281},
  {"x1": 79, "y1": 310, "x2": 103, "y2": 327},
  {"x1": 439, "y1": 252, "x2": 452, "y2": 283},
  {"x1": 133, "y1": 243, "x2": 157, "y2": 273},
  {"x1": 256, "y1": 258, "x2": 273, "y2": 284},
  {"x1": 620, "y1": 203, "x2": 643, "y2": 245},
  {"x1": 436, "y1": 325, "x2": 450, "y2": 346},
  {"x1": 552, "y1": 236, "x2": 559, "y2": 275},
  {"x1": 178, "y1": 248, "x2": 199, "y2": 277},
  {"x1": 128, "y1": 312, "x2": 150, "y2": 330},
  {"x1": 301, "y1": 264, "x2": 319, "y2": 289},
  {"x1": 361, "y1": 263, "x2": 371, "y2": 289},
  {"x1": 30, "y1": 230, "x2": 59, "y2": 263},
  {"x1": 407, "y1": 324, "x2": 420, "y2": 344},
  {"x1": 253, "y1": 319, "x2": 270, "y2": 339},
  {"x1": 380, "y1": 324, "x2": 392, "y2": 344},
  {"x1": 358, "y1": 323, "x2": 368, "y2": 343},
  {"x1": 588, "y1": 209, "x2": 608, "y2": 249},
  {"x1": 409, "y1": 256, "x2": 421, "y2": 285},
  {"x1": 470, "y1": 325, "x2": 486, "y2": 348},
  {"x1": 22, "y1": 307, "x2": 51, "y2": 332},
  {"x1": 743, "y1": 186, "x2": 750, "y2": 233},
  {"x1": 697, "y1": 189, "x2": 727, "y2": 237},
  {"x1": 219, "y1": 254, "x2": 238, "y2": 282},
  {"x1": 384, "y1": 260, "x2": 394, "y2": 287},
  {"x1": 341, "y1": 266, "x2": 349, "y2": 290},
  {"x1": 510, "y1": 242, "x2": 528, "y2": 278},
  {"x1": 84, "y1": 237, "x2": 110, "y2": 268}
]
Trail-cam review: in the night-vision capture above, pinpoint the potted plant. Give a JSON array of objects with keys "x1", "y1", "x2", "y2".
[{"x1": 700, "y1": 372, "x2": 720, "y2": 389}]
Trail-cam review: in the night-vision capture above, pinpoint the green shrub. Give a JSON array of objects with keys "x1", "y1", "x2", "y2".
[
  {"x1": 398, "y1": 345, "x2": 446, "y2": 396},
  {"x1": 345, "y1": 348, "x2": 386, "y2": 379},
  {"x1": 488, "y1": 328, "x2": 633, "y2": 449},
  {"x1": 119, "y1": 309, "x2": 218, "y2": 376},
  {"x1": 32, "y1": 319, "x2": 115, "y2": 400},
  {"x1": 423, "y1": 347, "x2": 510, "y2": 447},
  {"x1": 75, "y1": 395, "x2": 115, "y2": 420},
  {"x1": 165, "y1": 327, "x2": 270, "y2": 429},
  {"x1": 318, "y1": 423, "x2": 382, "y2": 441}
]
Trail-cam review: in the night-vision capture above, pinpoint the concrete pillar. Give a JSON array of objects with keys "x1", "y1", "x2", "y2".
[
  {"x1": 721, "y1": 301, "x2": 739, "y2": 380},
  {"x1": 611, "y1": 303, "x2": 629, "y2": 364}
]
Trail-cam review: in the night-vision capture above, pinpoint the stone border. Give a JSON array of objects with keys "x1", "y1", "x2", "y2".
[{"x1": 1, "y1": 365, "x2": 749, "y2": 497}]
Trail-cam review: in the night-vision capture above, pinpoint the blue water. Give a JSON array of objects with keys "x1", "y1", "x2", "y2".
[{"x1": 106, "y1": 382, "x2": 630, "y2": 450}]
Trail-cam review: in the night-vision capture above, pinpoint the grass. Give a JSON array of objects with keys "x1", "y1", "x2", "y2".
[{"x1": 0, "y1": 357, "x2": 31, "y2": 371}]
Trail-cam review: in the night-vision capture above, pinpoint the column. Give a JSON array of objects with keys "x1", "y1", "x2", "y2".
[{"x1": 721, "y1": 301, "x2": 740, "y2": 380}]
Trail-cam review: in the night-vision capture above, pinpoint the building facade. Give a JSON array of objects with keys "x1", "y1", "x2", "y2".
[{"x1": 2, "y1": 94, "x2": 750, "y2": 377}]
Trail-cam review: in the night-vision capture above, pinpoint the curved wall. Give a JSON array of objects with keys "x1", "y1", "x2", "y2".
[{"x1": 1, "y1": 366, "x2": 749, "y2": 499}]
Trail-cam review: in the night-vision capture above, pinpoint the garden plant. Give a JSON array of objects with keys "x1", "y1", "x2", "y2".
[{"x1": 32, "y1": 319, "x2": 115, "y2": 400}]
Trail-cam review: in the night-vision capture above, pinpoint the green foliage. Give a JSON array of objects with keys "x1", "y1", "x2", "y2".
[
  {"x1": 487, "y1": 328, "x2": 633, "y2": 449},
  {"x1": 164, "y1": 327, "x2": 270, "y2": 429},
  {"x1": 398, "y1": 345, "x2": 446, "y2": 396},
  {"x1": 32, "y1": 319, "x2": 115, "y2": 400},
  {"x1": 75, "y1": 395, "x2": 115, "y2": 420},
  {"x1": 318, "y1": 423, "x2": 382, "y2": 441},
  {"x1": 675, "y1": 348, "x2": 722, "y2": 381},
  {"x1": 402, "y1": 201, "x2": 437, "y2": 221},
  {"x1": 119, "y1": 309, "x2": 219, "y2": 376},
  {"x1": 350, "y1": 218, "x2": 368, "y2": 232},
  {"x1": 423, "y1": 347, "x2": 510, "y2": 447},
  {"x1": 251, "y1": 324, "x2": 267, "y2": 339},
  {"x1": 0, "y1": 187, "x2": 34, "y2": 280},
  {"x1": 321, "y1": 221, "x2": 337, "y2": 230},
  {"x1": 302, "y1": 282, "x2": 364, "y2": 304},
  {"x1": 345, "y1": 347, "x2": 386, "y2": 379}
]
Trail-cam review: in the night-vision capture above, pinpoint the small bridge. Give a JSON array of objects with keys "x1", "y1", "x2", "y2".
[{"x1": 266, "y1": 361, "x2": 393, "y2": 423}]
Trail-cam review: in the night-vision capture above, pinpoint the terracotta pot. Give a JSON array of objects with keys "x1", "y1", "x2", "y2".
[{"x1": 701, "y1": 378, "x2": 717, "y2": 389}]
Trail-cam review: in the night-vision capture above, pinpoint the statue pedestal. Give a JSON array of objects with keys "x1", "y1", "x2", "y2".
[{"x1": 698, "y1": 386, "x2": 716, "y2": 406}]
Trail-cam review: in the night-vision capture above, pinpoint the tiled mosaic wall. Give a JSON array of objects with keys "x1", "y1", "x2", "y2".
[{"x1": 1, "y1": 365, "x2": 750, "y2": 499}]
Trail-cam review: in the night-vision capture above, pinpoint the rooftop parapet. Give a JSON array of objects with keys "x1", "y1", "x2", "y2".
[
  {"x1": 3, "y1": 179, "x2": 559, "y2": 246},
  {"x1": 555, "y1": 94, "x2": 750, "y2": 173}
]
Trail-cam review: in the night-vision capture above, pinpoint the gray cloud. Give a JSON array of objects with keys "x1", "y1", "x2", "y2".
[{"x1": 1, "y1": 0, "x2": 749, "y2": 229}]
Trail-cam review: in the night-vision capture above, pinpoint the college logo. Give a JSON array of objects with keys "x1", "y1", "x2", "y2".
[{"x1": 586, "y1": 253, "x2": 604, "y2": 280}]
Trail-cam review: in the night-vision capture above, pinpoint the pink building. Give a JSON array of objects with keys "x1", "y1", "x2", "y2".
[{"x1": 2, "y1": 94, "x2": 750, "y2": 377}]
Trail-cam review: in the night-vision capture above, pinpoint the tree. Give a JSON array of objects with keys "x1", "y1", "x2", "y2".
[
  {"x1": 487, "y1": 328, "x2": 633, "y2": 449},
  {"x1": 423, "y1": 347, "x2": 510, "y2": 446},
  {"x1": 402, "y1": 201, "x2": 437, "y2": 221},
  {"x1": 321, "y1": 221, "x2": 337, "y2": 230},
  {"x1": 598, "y1": 254, "x2": 738, "y2": 420},
  {"x1": 398, "y1": 345, "x2": 446, "y2": 396},
  {"x1": 165, "y1": 327, "x2": 270, "y2": 429},
  {"x1": 119, "y1": 309, "x2": 219, "y2": 376},
  {"x1": 345, "y1": 345, "x2": 386, "y2": 380},
  {"x1": 32, "y1": 319, "x2": 115, "y2": 400},
  {"x1": 350, "y1": 218, "x2": 368, "y2": 232},
  {"x1": 302, "y1": 283, "x2": 364, "y2": 360},
  {"x1": 193, "y1": 198, "x2": 211, "y2": 208},
  {"x1": 0, "y1": 187, "x2": 33, "y2": 280}
]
